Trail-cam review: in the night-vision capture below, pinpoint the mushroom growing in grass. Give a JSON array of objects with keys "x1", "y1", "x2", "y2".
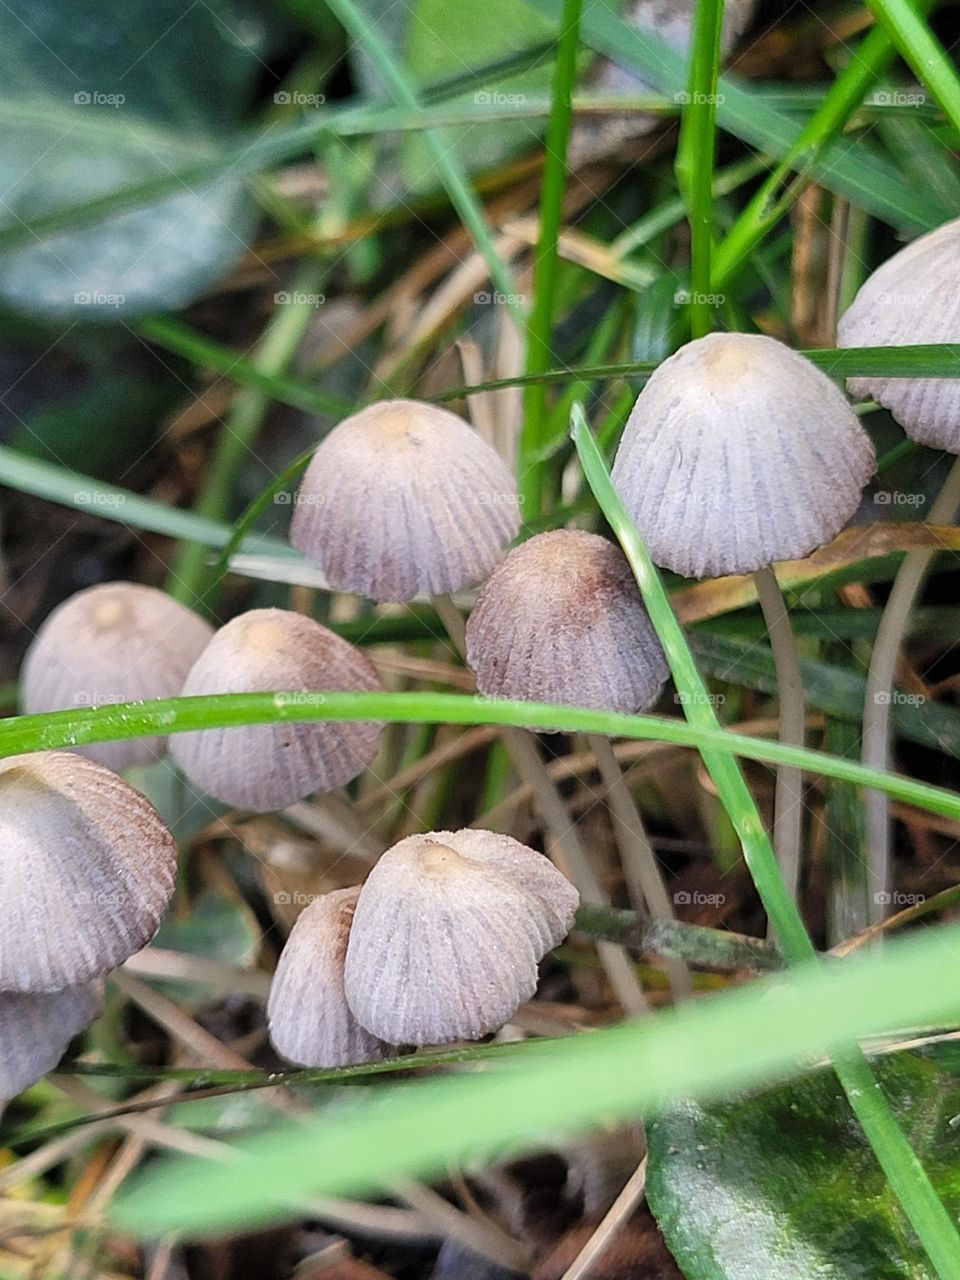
[
  {"x1": 0, "y1": 752, "x2": 177, "y2": 991},
  {"x1": 343, "y1": 830, "x2": 578, "y2": 1046},
  {"x1": 466, "y1": 530, "x2": 689, "y2": 997},
  {"x1": 170, "y1": 608, "x2": 384, "y2": 812},
  {"x1": 612, "y1": 332, "x2": 876, "y2": 908},
  {"x1": 1, "y1": 983, "x2": 102, "y2": 1108},
  {"x1": 21, "y1": 582, "x2": 213, "y2": 772},
  {"x1": 268, "y1": 887, "x2": 387, "y2": 1068},
  {"x1": 290, "y1": 399, "x2": 521, "y2": 604},
  {"x1": 838, "y1": 218, "x2": 960, "y2": 920}
]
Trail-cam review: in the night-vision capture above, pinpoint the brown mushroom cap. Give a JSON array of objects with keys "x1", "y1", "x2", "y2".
[
  {"x1": 343, "y1": 829, "x2": 578, "y2": 1046},
  {"x1": 268, "y1": 887, "x2": 388, "y2": 1068},
  {"x1": 20, "y1": 582, "x2": 213, "y2": 772},
  {"x1": 465, "y1": 529, "x2": 668, "y2": 715},
  {"x1": 169, "y1": 609, "x2": 384, "y2": 812},
  {"x1": 0, "y1": 983, "x2": 102, "y2": 1105},
  {"x1": 0, "y1": 752, "x2": 178, "y2": 992},
  {"x1": 290, "y1": 399, "x2": 521, "y2": 602}
]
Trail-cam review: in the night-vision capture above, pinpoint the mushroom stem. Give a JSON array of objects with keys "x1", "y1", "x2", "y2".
[
  {"x1": 753, "y1": 566, "x2": 806, "y2": 912},
  {"x1": 432, "y1": 592, "x2": 650, "y2": 1016},
  {"x1": 862, "y1": 454, "x2": 960, "y2": 925},
  {"x1": 587, "y1": 733, "x2": 693, "y2": 998}
]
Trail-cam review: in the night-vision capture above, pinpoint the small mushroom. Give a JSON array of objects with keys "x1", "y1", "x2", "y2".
[
  {"x1": 170, "y1": 609, "x2": 384, "y2": 812},
  {"x1": 611, "y1": 332, "x2": 876, "y2": 579},
  {"x1": 0, "y1": 983, "x2": 102, "y2": 1107},
  {"x1": 465, "y1": 529, "x2": 668, "y2": 715},
  {"x1": 268, "y1": 887, "x2": 388, "y2": 1068},
  {"x1": 343, "y1": 829, "x2": 578, "y2": 1046},
  {"x1": 838, "y1": 216, "x2": 960, "y2": 451},
  {"x1": 0, "y1": 752, "x2": 177, "y2": 992},
  {"x1": 290, "y1": 399, "x2": 521, "y2": 602},
  {"x1": 21, "y1": 582, "x2": 214, "y2": 772}
]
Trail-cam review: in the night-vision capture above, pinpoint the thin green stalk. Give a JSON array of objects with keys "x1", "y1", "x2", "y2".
[
  {"x1": 571, "y1": 407, "x2": 960, "y2": 1279},
  {"x1": 520, "y1": 0, "x2": 583, "y2": 518},
  {"x1": 675, "y1": 0, "x2": 724, "y2": 338},
  {"x1": 167, "y1": 262, "x2": 328, "y2": 610},
  {"x1": 866, "y1": 0, "x2": 960, "y2": 136},
  {"x1": 321, "y1": 0, "x2": 518, "y2": 318}
]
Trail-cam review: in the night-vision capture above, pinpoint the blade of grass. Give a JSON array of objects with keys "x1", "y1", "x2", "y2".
[
  {"x1": 109, "y1": 921, "x2": 960, "y2": 1238},
  {"x1": 520, "y1": 0, "x2": 583, "y2": 520},
  {"x1": 866, "y1": 0, "x2": 960, "y2": 136},
  {"x1": 675, "y1": 0, "x2": 724, "y2": 338},
  {"x1": 570, "y1": 406, "x2": 960, "y2": 1278}
]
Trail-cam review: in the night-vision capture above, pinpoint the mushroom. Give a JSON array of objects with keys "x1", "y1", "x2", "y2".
[
  {"x1": 21, "y1": 582, "x2": 213, "y2": 772},
  {"x1": 0, "y1": 983, "x2": 102, "y2": 1107},
  {"x1": 290, "y1": 398, "x2": 521, "y2": 603},
  {"x1": 838, "y1": 219, "x2": 960, "y2": 920},
  {"x1": 465, "y1": 530, "x2": 689, "y2": 997},
  {"x1": 268, "y1": 887, "x2": 388, "y2": 1068},
  {"x1": 170, "y1": 608, "x2": 384, "y2": 812},
  {"x1": 612, "y1": 332, "x2": 876, "y2": 908},
  {"x1": 0, "y1": 752, "x2": 177, "y2": 991},
  {"x1": 343, "y1": 830, "x2": 578, "y2": 1045}
]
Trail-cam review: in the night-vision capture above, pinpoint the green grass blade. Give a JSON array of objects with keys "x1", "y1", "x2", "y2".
[
  {"x1": 520, "y1": 0, "x2": 583, "y2": 519},
  {"x1": 867, "y1": 0, "x2": 960, "y2": 136}
]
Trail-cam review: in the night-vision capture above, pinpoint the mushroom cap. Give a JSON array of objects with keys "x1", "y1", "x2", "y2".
[
  {"x1": 290, "y1": 399, "x2": 521, "y2": 602},
  {"x1": 0, "y1": 983, "x2": 102, "y2": 1105},
  {"x1": 837, "y1": 217, "x2": 960, "y2": 451},
  {"x1": 343, "y1": 830, "x2": 578, "y2": 1046},
  {"x1": 268, "y1": 887, "x2": 388, "y2": 1068},
  {"x1": 20, "y1": 582, "x2": 214, "y2": 772},
  {"x1": 169, "y1": 609, "x2": 384, "y2": 812},
  {"x1": 465, "y1": 529, "x2": 668, "y2": 715},
  {"x1": 611, "y1": 332, "x2": 876, "y2": 579},
  {"x1": 0, "y1": 752, "x2": 178, "y2": 992}
]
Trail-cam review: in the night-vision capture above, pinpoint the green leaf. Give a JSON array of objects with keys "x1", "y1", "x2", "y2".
[
  {"x1": 0, "y1": 0, "x2": 261, "y2": 319},
  {"x1": 647, "y1": 1054, "x2": 960, "y2": 1280}
]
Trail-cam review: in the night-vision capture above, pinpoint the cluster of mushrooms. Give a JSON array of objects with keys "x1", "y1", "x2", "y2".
[{"x1": 2, "y1": 213, "x2": 957, "y2": 1098}]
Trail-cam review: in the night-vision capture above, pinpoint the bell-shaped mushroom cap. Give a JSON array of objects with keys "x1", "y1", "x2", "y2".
[
  {"x1": 0, "y1": 752, "x2": 177, "y2": 992},
  {"x1": 837, "y1": 217, "x2": 960, "y2": 452},
  {"x1": 344, "y1": 830, "x2": 578, "y2": 1046},
  {"x1": 170, "y1": 609, "x2": 384, "y2": 812},
  {"x1": 268, "y1": 887, "x2": 388, "y2": 1068},
  {"x1": 1, "y1": 983, "x2": 102, "y2": 1105},
  {"x1": 611, "y1": 332, "x2": 876, "y2": 579},
  {"x1": 20, "y1": 582, "x2": 214, "y2": 772},
  {"x1": 290, "y1": 399, "x2": 521, "y2": 602},
  {"x1": 465, "y1": 529, "x2": 668, "y2": 715}
]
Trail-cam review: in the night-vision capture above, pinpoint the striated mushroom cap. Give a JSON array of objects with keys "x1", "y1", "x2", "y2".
[
  {"x1": 170, "y1": 609, "x2": 384, "y2": 812},
  {"x1": 838, "y1": 217, "x2": 960, "y2": 451},
  {"x1": 268, "y1": 887, "x2": 388, "y2": 1068},
  {"x1": 290, "y1": 399, "x2": 521, "y2": 602},
  {"x1": 465, "y1": 529, "x2": 668, "y2": 715},
  {"x1": 0, "y1": 752, "x2": 177, "y2": 992},
  {"x1": 0, "y1": 982, "x2": 102, "y2": 1105},
  {"x1": 344, "y1": 830, "x2": 578, "y2": 1046},
  {"x1": 611, "y1": 332, "x2": 876, "y2": 579},
  {"x1": 21, "y1": 582, "x2": 213, "y2": 772}
]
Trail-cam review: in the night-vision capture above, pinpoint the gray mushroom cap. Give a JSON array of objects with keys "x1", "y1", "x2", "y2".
[
  {"x1": 268, "y1": 886, "x2": 388, "y2": 1068},
  {"x1": 0, "y1": 752, "x2": 178, "y2": 992},
  {"x1": 343, "y1": 829, "x2": 578, "y2": 1046},
  {"x1": 611, "y1": 332, "x2": 876, "y2": 579},
  {"x1": 0, "y1": 983, "x2": 102, "y2": 1106},
  {"x1": 465, "y1": 529, "x2": 668, "y2": 715},
  {"x1": 20, "y1": 582, "x2": 214, "y2": 772},
  {"x1": 169, "y1": 609, "x2": 384, "y2": 812},
  {"x1": 838, "y1": 217, "x2": 960, "y2": 452},
  {"x1": 290, "y1": 399, "x2": 521, "y2": 602}
]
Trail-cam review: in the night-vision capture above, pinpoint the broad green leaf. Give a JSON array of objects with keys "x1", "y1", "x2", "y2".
[
  {"x1": 0, "y1": 0, "x2": 263, "y2": 319},
  {"x1": 647, "y1": 1054, "x2": 960, "y2": 1280}
]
